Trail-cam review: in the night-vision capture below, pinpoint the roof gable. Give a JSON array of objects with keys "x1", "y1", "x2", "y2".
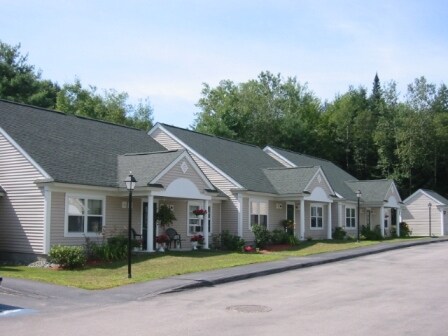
[
  {"x1": 345, "y1": 180, "x2": 395, "y2": 204},
  {"x1": 264, "y1": 146, "x2": 357, "y2": 200},
  {"x1": 404, "y1": 189, "x2": 448, "y2": 206},
  {"x1": 0, "y1": 100, "x2": 166, "y2": 187},
  {"x1": 155, "y1": 123, "x2": 285, "y2": 194}
]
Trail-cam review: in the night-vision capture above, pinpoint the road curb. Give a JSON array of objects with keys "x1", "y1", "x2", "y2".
[{"x1": 163, "y1": 238, "x2": 448, "y2": 294}]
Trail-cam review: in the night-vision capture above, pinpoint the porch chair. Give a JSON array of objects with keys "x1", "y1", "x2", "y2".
[
  {"x1": 165, "y1": 228, "x2": 182, "y2": 249},
  {"x1": 131, "y1": 228, "x2": 142, "y2": 240}
]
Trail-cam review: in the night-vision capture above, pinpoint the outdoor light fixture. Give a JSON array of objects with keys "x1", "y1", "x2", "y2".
[
  {"x1": 428, "y1": 202, "x2": 432, "y2": 237},
  {"x1": 125, "y1": 172, "x2": 137, "y2": 279},
  {"x1": 356, "y1": 190, "x2": 362, "y2": 242}
]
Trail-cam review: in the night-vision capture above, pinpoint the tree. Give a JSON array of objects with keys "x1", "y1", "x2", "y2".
[
  {"x1": 194, "y1": 71, "x2": 323, "y2": 152},
  {"x1": 0, "y1": 40, "x2": 59, "y2": 108},
  {"x1": 56, "y1": 79, "x2": 153, "y2": 130}
]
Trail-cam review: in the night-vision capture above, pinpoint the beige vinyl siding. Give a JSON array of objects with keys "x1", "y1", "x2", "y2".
[
  {"x1": 403, "y1": 193, "x2": 441, "y2": 236},
  {"x1": 0, "y1": 132, "x2": 46, "y2": 254},
  {"x1": 212, "y1": 202, "x2": 221, "y2": 234},
  {"x1": 50, "y1": 192, "x2": 68, "y2": 246},
  {"x1": 221, "y1": 198, "x2": 238, "y2": 235},
  {"x1": 156, "y1": 159, "x2": 208, "y2": 192},
  {"x1": 106, "y1": 196, "x2": 142, "y2": 238},
  {"x1": 151, "y1": 128, "x2": 184, "y2": 150},
  {"x1": 303, "y1": 202, "x2": 329, "y2": 240},
  {"x1": 269, "y1": 201, "x2": 286, "y2": 230}
]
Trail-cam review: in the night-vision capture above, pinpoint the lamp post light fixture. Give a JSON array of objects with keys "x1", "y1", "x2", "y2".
[
  {"x1": 356, "y1": 190, "x2": 362, "y2": 242},
  {"x1": 125, "y1": 172, "x2": 137, "y2": 279},
  {"x1": 428, "y1": 202, "x2": 432, "y2": 237}
]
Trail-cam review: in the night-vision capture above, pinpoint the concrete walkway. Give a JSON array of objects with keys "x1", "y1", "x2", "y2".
[{"x1": 1, "y1": 237, "x2": 447, "y2": 315}]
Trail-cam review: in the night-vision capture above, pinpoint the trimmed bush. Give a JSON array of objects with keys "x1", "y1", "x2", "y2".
[
  {"x1": 361, "y1": 225, "x2": 383, "y2": 240},
  {"x1": 48, "y1": 245, "x2": 87, "y2": 269},
  {"x1": 252, "y1": 224, "x2": 271, "y2": 249},
  {"x1": 271, "y1": 229, "x2": 290, "y2": 244},
  {"x1": 213, "y1": 230, "x2": 245, "y2": 251},
  {"x1": 333, "y1": 227, "x2": 347, "y2": 240}
]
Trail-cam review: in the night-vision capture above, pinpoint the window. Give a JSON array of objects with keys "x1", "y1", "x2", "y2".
[
  {"x1": 310, "y1": 205, "x2": 323, "y2": 229},
  {"x1": 345, "y1": 207, "x2": 356, "y2": 228},
  {"x1": 67, "y1": 196, "x2": 104, "y2": 235},
  {"x1": 188, "y1": 202, "x2": 211, "y2": 235},
  {"x1": 207, "y1": 205, "x2": 212, "y2": 233},
  {"x1": 250, "y1": 200, "x2": 268, "y2": 228}
]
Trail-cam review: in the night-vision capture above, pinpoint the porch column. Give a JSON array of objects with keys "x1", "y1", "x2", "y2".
[
  {"x1": 379, "y1": 206, "x2": 385, "y2": 238},
  {"x1": 147, "y1": 194, "x2": 154, "y2": 252},
  {"x1": 338, "y1": 202, "x2": 343, "y2": 227},
  {"x1": 327, "y1": 203, "x2": 332, "y2": 239},
  {"x1": 299, "y1": 199, "x2": 305, "y2": 240},
  {"x1": 440, "y1": 209, "x2": 445, "y2": 236},
  {"x1": 237, "y1": 194, "x2": 243, "y2": 237},
  {"x1": 396, "y1": 208, "x2": 401, "y2": 237},
  {"x1": 204, "y1": 200, "x2": 209, "y2": 249}
]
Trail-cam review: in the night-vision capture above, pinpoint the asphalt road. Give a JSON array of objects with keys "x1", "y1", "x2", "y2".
[{"x1": 2, "y1": 243, "x2": 448, "y2": 335}]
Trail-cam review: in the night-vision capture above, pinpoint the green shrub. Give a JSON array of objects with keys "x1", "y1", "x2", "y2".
[
  {"x1": 271, "y1": 229, "x2": 290, "y2": 244},
  {"x1": 399, "y1": 222, "x2": 412, "y2": 237},
  {"x1": 332, "y1": 227, "x2": 347, "y2": 240},
  {"x1": 252, "y1": 224, "x2": 271, "y2": 248},
  {"x1": 288, "y1": 235, "x2": 299, "y2": 246},
  {"x1": 48, "y1": 245, "x2": 87, "y2": 269},
  {"x1": 361, "y1": 225, "x2": 383, "y2": 240},
  {"x1": 215, "y1": 230, "x2": 245, "y2": 251}
]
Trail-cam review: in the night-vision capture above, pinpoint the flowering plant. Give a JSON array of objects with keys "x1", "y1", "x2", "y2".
[
  {"x1": 190, "y1": 234, "x2": 204, "y2": 243},
  {"x1": 193, "y1": 209, "x2": 207, "y2": 216},
  {"x1": 156, "y1": 234, "x2": 169, "y2": 244}
]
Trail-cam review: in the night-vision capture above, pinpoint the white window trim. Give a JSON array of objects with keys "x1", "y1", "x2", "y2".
[
  {"x1": 345, "y1": 206, "x2": 356, "y2": 228},
  {"x1": 310, "y1": 203, "x2": 324, "y2": 230},
  {"x1": 64, "y1": 194, "x2": 106, "y2": 237},
  {"x1": 187, "y1": 201, "x2": 207, "y2": 237},
  {"x1": 249, "y1": 198, "x2": 269, "y2": 229}
]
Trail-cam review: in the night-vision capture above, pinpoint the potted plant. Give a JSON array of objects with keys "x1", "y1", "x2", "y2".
[
  {"x1": 190, "y1": 234, "x2": 204, "y2": 250},
  {"x1": 155, "y1": 204, "x2": 176, "y2": 227},
  {"x1": 193, "y1": 208, "x2": 207, "y2": 219},
  {"x1": 156, "y1": 234, "x2": 169, "y2": 252}
]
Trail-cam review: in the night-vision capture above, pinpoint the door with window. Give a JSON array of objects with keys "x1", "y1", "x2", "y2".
[{"x1": 286, "y1": 203, "x2": 295, "y2": 235}]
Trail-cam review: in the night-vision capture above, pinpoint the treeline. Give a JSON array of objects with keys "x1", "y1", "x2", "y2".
[
  {"x1": 193, "y1": 72, "x2": 448, "y2": 198},
  {"x1": 2, "y1": 40, "x2": 447, "y2": 198},
  {"x1": 0, "y1": 41, "x2": 153, "y2": 130}
]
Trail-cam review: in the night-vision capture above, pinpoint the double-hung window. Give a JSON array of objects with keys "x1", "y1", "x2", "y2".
[
  {"x1": 310, "y1": 204, "x2": 323, "y2": 229},
  {"x1": 67, "y1": 196, "x2": 104, "y2": 236},
  {"x1": 345, "y1": 207, "x2": 356, "y2": 228},
  {"x1": 250, "y1": 200, "x2": 268, "y2": 228}
]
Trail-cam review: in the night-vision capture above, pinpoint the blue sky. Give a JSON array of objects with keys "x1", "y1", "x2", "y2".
[{"x1": 1, "y1": 0, "x2": 447, "y2": 128}]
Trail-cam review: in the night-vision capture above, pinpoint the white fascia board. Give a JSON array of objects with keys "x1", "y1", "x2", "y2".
[
  {"x1": 0, "y1": 126, "x2": 51, "y2": 179},
  {"x1": 387, "y1": 181, "x2": 403, "y2": 203},
  {"x1": 150, "y1": 150, "x2": 215, "y2": 190},
  {"x1": 304, "y1": 167, "x2": 336, "y2": 196},
  {"x1": 152, "y1": 124, "x2": 244, "y2": 189},
  {"x1": 263, "y1": 146, "x2": 297, "y2": 168}
]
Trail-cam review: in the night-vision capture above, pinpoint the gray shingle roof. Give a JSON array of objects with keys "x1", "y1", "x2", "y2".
[
  {"x1": 268, "y1": 146, "x2": 358, "y2": 200},
  {"x1": 263, "y1": 166, "x2": 319, "y2": 194},
  {"x1": 0, "y1": 99, "x2": 166, "y2": 187},
  {"x1": 160, "y1": 124, "x2": 285, "y2": 193},
  {"x1": 117, "y1": 150, "x2": 184, "y2": 188},
  {"x1": 421, "y1": 189, "x2": 448, "y2": 205},
  {"x1": 345, "y1": 180, "x2": 393, "y2": 203}
]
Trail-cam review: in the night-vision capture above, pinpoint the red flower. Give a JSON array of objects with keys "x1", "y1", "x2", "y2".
[
  {"x1": 193, "y1": 209, "x2": 207, "y2": 216},
  {"x1": 191, "y1": 234, "x2": 204, "y2": 243}
]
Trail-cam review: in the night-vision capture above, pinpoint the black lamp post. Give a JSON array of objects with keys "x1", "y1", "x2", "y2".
[
  {"x1": 428, "y1": 202, "x2": 432, "y2": 237},
  {"x1": 356, "y1": 190, "x2": 362, "y2": 242},
  {"x1": 125, "y1": 172, "x2": 137, "y2": 279}
]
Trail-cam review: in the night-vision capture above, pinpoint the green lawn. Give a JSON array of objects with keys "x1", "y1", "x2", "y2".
[{"x1": 0, "y1": 239, "x2": 411, "y2": 290}]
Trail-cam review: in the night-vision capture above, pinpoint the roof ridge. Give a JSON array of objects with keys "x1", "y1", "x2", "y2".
[
  {"x1": 123, "y1": 150, "x2": 180, "y2": 156},
  {"x1": 267, "y1": 145, "x2": 335, "y2": 164},
  {"x1": 264, "y1": 165, "x2": 317, "y2": 171},
  {"x1": 0, "y1": 98, "x2": 143, "y2": 132},
  {"x1": 161, "y1": 123, "x2": 261, "y2": 149}
]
